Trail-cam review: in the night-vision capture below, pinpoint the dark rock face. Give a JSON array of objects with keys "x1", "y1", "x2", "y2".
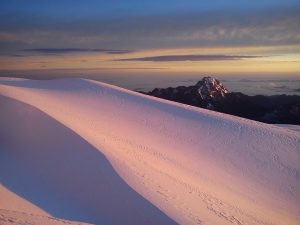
[
  {"x1": 195, "y1": 77, "x2": 228, "y2": 100},
  {"x1": 145, "y1": 77, "x2": 300, "y2": 125},
  {"x1": 148, "y1": 77, "x2": 228, "y2": 109}
]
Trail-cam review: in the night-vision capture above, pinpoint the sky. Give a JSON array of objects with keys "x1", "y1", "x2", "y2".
[{"x1": 0, "y1": 0, "x2": 300, "y2": 79}]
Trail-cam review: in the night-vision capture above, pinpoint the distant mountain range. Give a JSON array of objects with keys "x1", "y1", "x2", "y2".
[{"x1": 143, "y1": 77, "x2": 300, "y2": 125}]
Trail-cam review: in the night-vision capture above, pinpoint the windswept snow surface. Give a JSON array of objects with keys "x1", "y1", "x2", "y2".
[
  {"x1": 0, "y1": 209, "x2": 91, "y2": 225},
  {"x1": 0, "y1": 94, "x2": 174, "y2": 225},
  {"x1": 0, "y1": 78, "x2": 299, "y2": 225},
  {"x1": 274, "y1": 124, "x2": 300, "y2": 133}
]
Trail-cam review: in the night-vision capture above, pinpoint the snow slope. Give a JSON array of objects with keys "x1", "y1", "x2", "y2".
[
  {"x1": 274, "y1": 124, "x2": 300, "y2": 132},
  {"x1": 0, "y1": 209, "x2": 91, "y2": 225},
  {"x1": 0, "y1": 94, "x2": 174, "y2": 225},
  {"x1": 0, "y1": 78, "x2": 299, "y2": 225}
]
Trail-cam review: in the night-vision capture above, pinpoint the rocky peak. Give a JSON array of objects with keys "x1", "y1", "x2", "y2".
[
  {"x1": 146, "y1": 76, "x2": 229, "y2": 109},
  {"x1": 145, "y1": 77, "x2": 300, "y2": 124},
  {"x1": 195, "y1": 77, "x2": 228, "y2": 100}
]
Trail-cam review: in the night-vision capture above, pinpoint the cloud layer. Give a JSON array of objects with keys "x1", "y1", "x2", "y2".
[
  {"x1": 118, "y1": 54, "x2": 260, "y2": 62},
  {"x1": 0, "y1": 4, "x2": 299, "y2": 54},
  {"x1": 21, "y1": 48, "x2": 133, "y2": 55}
]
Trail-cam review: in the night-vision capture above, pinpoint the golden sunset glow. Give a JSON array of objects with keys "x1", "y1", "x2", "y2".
[{"x1": 1, "y1": 45, "x2": 300, "y2": 77}]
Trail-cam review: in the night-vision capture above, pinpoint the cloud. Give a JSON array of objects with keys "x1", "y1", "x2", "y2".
[
  {"x1": 0, "y1": 5, "x2": 299, "y2": 52},
  {"x1": 239, "y1": 79, "x2": 258, "y2": 82},
  {"x1": 293, "y1": 88, "x2": 300, "y2": 92},
  {"x1": 272, "y1": 85, "x2": 300, "y2": 93},
  {"x1": 9, "y1": 54, "x2": 26, "y2": 57},
  {"x1": 117, "y1": 54, "x2": 260, "y2": 62},
  {"x1": 21, "y1": 48, "x2": 134, "y2": 55},
  {"x1": 265, "y1": 82, "x2": 300, "y2": 93}
]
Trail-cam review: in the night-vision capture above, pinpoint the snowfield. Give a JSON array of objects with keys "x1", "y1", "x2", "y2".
[
  {"x1": 0, "y1": 78, "x2": 299, "y2": 225},
  {"x1": 0, "y1": 209, "x2": 91, "y2": 225}
]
